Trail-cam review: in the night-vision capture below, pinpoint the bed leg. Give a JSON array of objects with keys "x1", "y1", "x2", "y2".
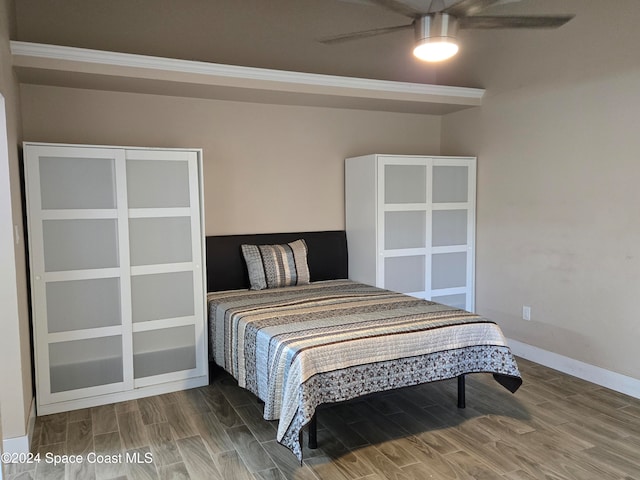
[
  {"x1": 457, "y1": 375, "x2": 466, "y2": 409},
  {"x1": 308, "y1": 413, "x2": 318, "y2": 449}
]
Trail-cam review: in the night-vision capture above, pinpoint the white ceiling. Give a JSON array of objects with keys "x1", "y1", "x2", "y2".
[{"x1": 11, "y1": 0, "x2": 638, "y2": 90}]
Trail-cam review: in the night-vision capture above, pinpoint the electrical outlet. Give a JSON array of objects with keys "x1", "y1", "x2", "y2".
[{"x1": 522, "y1": 305, "x2": 531, "y2": 321}]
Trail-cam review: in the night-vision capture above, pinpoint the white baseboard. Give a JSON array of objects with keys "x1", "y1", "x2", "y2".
[
  {"x1": 2, "y1": 397, "x2": 35, "y2": 455},
  {"x1": 507, "y1": 338, "x2": 640, "y2": 400}
]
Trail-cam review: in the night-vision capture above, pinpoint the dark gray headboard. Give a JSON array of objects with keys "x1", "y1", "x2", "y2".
[{"x1": 205, "y1": 230, "x2": 348, "y2": 292}]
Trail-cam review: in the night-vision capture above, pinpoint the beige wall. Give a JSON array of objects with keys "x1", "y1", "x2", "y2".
[
  {"x1": 20, "y1": 84, "x2": 442, "y2": 235},
  {"x1": 0, "y1": 0, "x2": 32, "y2": 443},
  {"x1": 442, "y1": 57, "x2": 640, "y2": 379}
]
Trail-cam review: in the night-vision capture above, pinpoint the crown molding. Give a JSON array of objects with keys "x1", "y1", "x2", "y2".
[{"x1": 11, "y1": 41, "x2": 484, "y2": 114}]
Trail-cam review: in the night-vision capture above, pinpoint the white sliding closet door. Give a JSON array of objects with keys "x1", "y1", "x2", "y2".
[
  {"x1": 378, "y1": 157, "x2": 429, "y2": 298},
  {"x1": 125, "y1": 149, "x2": 206, "y2": 387},
  {"x1": 429, "y1": 159, "x2": 476, "y2": 311},
  {"x1": 26, "y1": 145, "x2": 130, "y2": 405}
]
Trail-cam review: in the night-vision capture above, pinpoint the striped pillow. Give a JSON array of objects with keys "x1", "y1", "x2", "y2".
[{"x1": 241, "y1": 239, "x2": 311, "y2": 290}]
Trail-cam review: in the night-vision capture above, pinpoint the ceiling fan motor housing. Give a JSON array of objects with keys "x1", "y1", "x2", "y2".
[
  {"x1": 413, "y1": 13, "x2": 460, "y2": 61},
  {"x1": 415, "y1": 13, "x2": 459, "y2": 45}
]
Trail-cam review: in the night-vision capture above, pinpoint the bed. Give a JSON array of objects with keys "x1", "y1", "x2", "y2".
[{"x1": 206, "y1": 230, "x2": 522, "y2": 460}]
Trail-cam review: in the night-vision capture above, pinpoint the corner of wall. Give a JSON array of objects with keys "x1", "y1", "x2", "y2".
[
  {"x1": 439, "y1": 106, "x2": 482, "y2": 158},
  {"x1": 1, "y1": 0, "x2": 33, "y2": 445},
  {"x1": 1, "y1": 397, "x2": 35, "y2": 455}
]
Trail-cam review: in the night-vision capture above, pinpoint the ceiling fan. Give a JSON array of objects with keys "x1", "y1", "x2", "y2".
[{"x1": 320, "y1": 0, "x2": 574, "y2": 62}]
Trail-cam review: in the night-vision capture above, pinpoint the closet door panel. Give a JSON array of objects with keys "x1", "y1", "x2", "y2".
[
  {"x1": 42, "y1": 218, "x2": 120, "y2": 271},
  {"x1": 131, "y1": 271, "x2": 195, "y2": 323},
  {"x1": 430, "y1": 159, "x2": 475, "y2": 311},
  {"x1": 46, "y1": 278, "x2": 121, "y2": 333},
  {"x1": 126, "y1": 159, "x2": 191, "y2": 208},
  {"x1": 432, "y1": 210, "x2": 467, "y2": 247},
  {"x1": 384, "y1": 255, "x2": 426, "y2": 294},
  {"x1": 39, "y1": 155, "x2": 116, "y2": 209},
  {"x1": 431, "y1": 252, "x2": 467, "y2": 290},
  {"x1": 377, "y1": 157, "x2": 429, "y2": 296},
  {"x1": 129, "y1": 217, "x2": 193, "y2": 266},
  {"x1": 430, "y1": 293, "x2": 467, "y2": 310},
  {"x1": 133, "y1": 325, "x2": 197, "y2": 379},
  {"x1": 126, "y1": 148, "x2": 206, "y2": 385},
  {"x1": 384, "y1": 211, "x2": 426, "y2": 250},
  {"x1": 25, "y1": 144, "x2": 129, "y2": 407},
  {"x1": 384, "y1": 164, "x2": 427, "y2": 204},
  {"x1": 49, "y1": 335, "x2": 123, "y2": 393},
  {"x1": 432, "y1": 165, "x2": 469, "y2": 203}
]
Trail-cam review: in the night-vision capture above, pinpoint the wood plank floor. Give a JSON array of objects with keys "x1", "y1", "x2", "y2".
[{"x1": 6, "y1": 357, "x2": 640, "y2": 479}]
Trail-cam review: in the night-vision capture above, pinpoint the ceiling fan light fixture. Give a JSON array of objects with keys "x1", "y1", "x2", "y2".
[
  {"x1": 413, "y1": 13, "x2": 459, "y2": 62},
  {"x1": 413, "y1": 38, "x2": 459, "y2": 62}
]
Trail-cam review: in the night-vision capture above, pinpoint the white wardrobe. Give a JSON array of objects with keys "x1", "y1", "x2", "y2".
[
  {"x1": 346, "y1": 154, "x2": 476, "y2": 311},
  {"x1": 24, "y1": 142, "x2": 208, "y2": 415}
]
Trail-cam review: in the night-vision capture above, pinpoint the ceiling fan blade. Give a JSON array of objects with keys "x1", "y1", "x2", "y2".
[
  {"x1": 318, "y1": 23, "x2": 413, "y2": 44},
  {"x1": 365, "y1": 0, "x2": 425, "y2": 18},
  {"x1": 459, "y1": 15, "x2": 574, "y2": 29},
  {"x1": 443, "y1": 0, "x2": 502, "y2": 17}
]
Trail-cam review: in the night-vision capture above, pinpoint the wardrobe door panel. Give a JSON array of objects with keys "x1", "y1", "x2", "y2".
[
  {"x1": 384, "y1": 164, "x2": 427, "y2": 204},
  {"x1": 432, "y1": 210, "x2": 467, "y2": 247},
  {"x1": 430, "y1": 294, "x2": 467, "y2": 310},
  {"x1": 127, "y1": 159, "x2": 191, "y2": 208},
  {"x1": 384, "y1": 211, "x2": 427, "y2": 250},
  {"x1": 42, "y1": 219, "x2": 119, "y2": 271},
  {"x1": 49, "y1": 336, "x2": 123, "y2": 393},
  {"x1": 39, "y1": 155, "x2": 116, "y2": 209},
  {"x1": 431, "y1": 252, "x2": 467, "y2": 290},
  {"x1": 131, "y1": 271, "x2": 195, "y2": 323},
  {"x1": 432, "y1": 165, "x2": 469, "y2": 203},
  {"x1": 126, "y1": 148, "x2": 206, "y2": 388},
  {"x1": 46, "y1": 278, "x2": 121, "y2": 333},
  {"x1": 133, "y1": 325, "x2": 197, "y2": 379},
  {"x1": 384, "y1": 255, "x2": 426, "y2": 294},
  {"x1": 129, "y1": 217, "x2": 193, "y2": 266}
]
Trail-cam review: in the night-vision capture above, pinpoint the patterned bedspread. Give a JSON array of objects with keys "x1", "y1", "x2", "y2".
[{"x1": 207, "y1": 280, "x2": 522, "y2": 460}]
